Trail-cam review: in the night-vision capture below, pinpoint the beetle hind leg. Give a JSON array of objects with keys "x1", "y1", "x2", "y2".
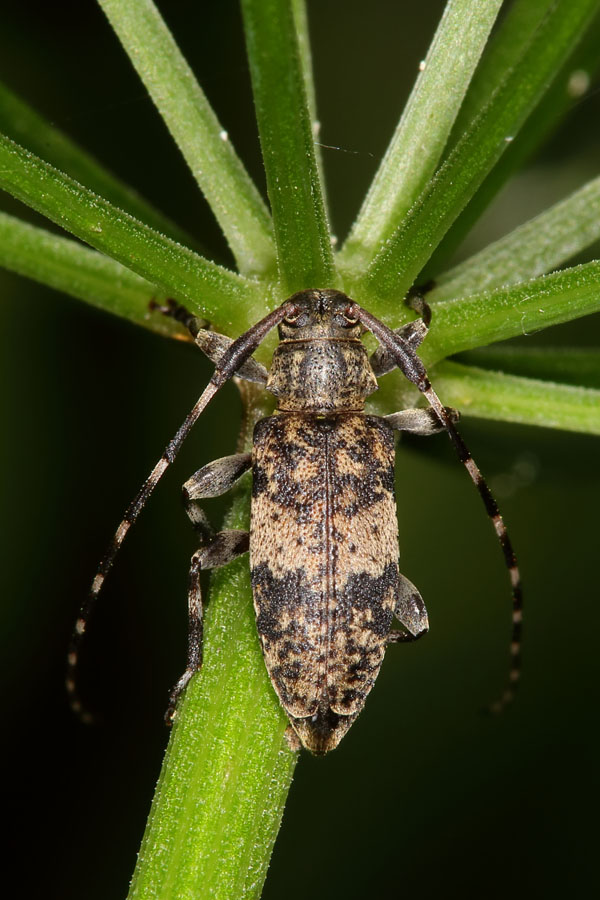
[
  {"x1": 283, "y1": 725, "x2": 302, "y2": 753},
  {"x1": 388, "y1": 572, "x2": 429, "y2": 644},
  {"x1": 166, "y1": 452, "x2": 253, "y2": 722},
  {"x1": 166, "y1": 530, "x2": 249, "y2": 722}
]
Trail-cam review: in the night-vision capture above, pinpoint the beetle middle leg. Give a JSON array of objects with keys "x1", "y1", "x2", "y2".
[
  {"x1": 166, "y1": 452, "x2": 252, "y2": 722},
  {"x1": 385, "y1": 406, "x2": 459, "y2": 436}
]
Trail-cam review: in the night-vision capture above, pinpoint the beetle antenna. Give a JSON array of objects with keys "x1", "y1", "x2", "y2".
[
  {"x1": 352, "y1": 302, "x2": 522, "y2": 713},
  {"x1": 67, "y1": 300, "x2": 292, "y2": 720}
]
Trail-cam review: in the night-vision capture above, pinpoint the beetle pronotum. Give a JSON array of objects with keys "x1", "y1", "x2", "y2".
[{"x1": 67, "y1": 289, "x2": 522, "y2": 754}]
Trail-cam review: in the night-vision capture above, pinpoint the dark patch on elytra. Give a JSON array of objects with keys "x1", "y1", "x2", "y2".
[
  {"x1": 251, "y1": 563, "x2": 321, "y2": 644},
  {"x1": 338, "y1": 562, "x2": 398, "y2": 637},
  {"x1": 331, "y1": 466, "x2": 394, "y2": 514},
  {"x1": 251, "y1": 461, "x2": 269, "y2": 497}
]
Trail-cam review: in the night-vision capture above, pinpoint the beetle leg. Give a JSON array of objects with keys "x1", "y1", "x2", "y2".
[
  {"x1": 70, "y1": 300, "x2": 291, "y2": 722},
  {"x1": 369, "y1": 291, "x2": 432, "y2": 377},
  {"x1": 192, "y1": 329, "x2": 268, "y2": 384},
  {"x1": 284, "y1": 726, "x2": 302, "y2": 753},
  {"x1": 150, "y1": 299, "x2": 268, "y2": 384},
  {"x1": 388, "y1": 572, "x2": 429, "y2": 643},
  {"x1": 166, "y1": 529, "x2": 250, "y2": 723},
  {"x1": 183, "y1": 452, "x2": 252, "y2": 534},
  {"x1": 387, "y1": 630, "x2": 425, "y2": 644},
  {"x1": 149, "y1": 297, "x2": 209, "y2": 333},
  {"x1": 385, "y1": 406, "x2": 460, "y2": 436},
  {"x1": 370, "y1": 319, "x2": 428, "y2": 377},
  {"x1": 165, "y1": 452, "x2": 254, "y2": 721}
]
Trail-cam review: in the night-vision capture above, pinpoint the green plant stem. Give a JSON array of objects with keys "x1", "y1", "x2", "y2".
[
  {"x1": 340, "y1": 0, "x2": 502, "y2": 272},
  {"x1": 353, "y1": 0, "x2": 599, "y2": 310},
  {"x1": 0, "y1": 134, "x2": 264, "y2": 334},
  {"x1": 242, "y1": 0, "x2": 336, "y2": 293},
  {"x1": 446, "y1": 0, "x2": 557, "y2": 152},
  {"x1": 0, "y1": 211, "x2": 188, "y2": 337},
  {"x1": 421, "y1": 261, "x2": 600, "y2": 367},
  {"x1": 431, "y1": 360, "x2": 600, "y2": 434},
  {"x1": 97, "y1": 0, "x2": 275, "y2": 278},
  {"x1": 430, "y1": 176, "x2": 600, "y2": 301},
  {"x1": 458, "y1": 346, "x2": 600, "y2": 390},
  {"x1": 0, "y1": 80, "x2": 195, "y2": 248},
  {"x1": 426, "y1": 8, "x2": 600, "y2": 277},
  {"x1": 291, "y1": 0, "x2": 329, "y2": 222},
  {"x1": 128, "y1": 387, "x2": 298, "y2": 900}
]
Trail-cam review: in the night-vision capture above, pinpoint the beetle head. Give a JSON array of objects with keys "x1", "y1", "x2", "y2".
[{"x1": 279, "y1": 289, "x2": 361, "y2": 341}]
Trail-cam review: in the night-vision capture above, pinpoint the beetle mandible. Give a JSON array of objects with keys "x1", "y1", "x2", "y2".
[{"x1": 67, "y1": 289, "x2": 522, "y2": 754}]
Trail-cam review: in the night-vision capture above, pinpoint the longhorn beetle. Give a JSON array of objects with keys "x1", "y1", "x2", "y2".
[{"x1": 67, "y1": 289, "x2": 522, "y2": 755}]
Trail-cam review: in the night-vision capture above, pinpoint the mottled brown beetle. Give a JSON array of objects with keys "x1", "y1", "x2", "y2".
[{"x1": 68, "y1": 289, "x2": 522, "y2": 754}]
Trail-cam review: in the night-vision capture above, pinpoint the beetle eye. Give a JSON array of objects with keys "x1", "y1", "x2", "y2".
[
  {"x1": 284, "y1": 306, "x2": 302, "y2": 324},
  {"x1": 343, "y1": 307, "x2": 359, "y2": 325}
]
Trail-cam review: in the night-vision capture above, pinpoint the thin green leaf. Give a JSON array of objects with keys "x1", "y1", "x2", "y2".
[
  {"x1": 421, "y1": 261, "x2": 600, "y2": 367},
  {"x1": 425, "y1": 9, "x2": 600, "y2": 278},
  {"x1": 0, "y1": 79, "x2": 195, "y2": 248},
  {"x1": 370, "y1": 356, "x2": 600, "y2": 434},
  {"x1": 446, "y1": 0, "x2": 556, "y2": 153},
  {"x1": 353, "y1": 0, "x2": 599, "y2": 311},
  {"x1": 0, "y1": 134, "x2": 263, "y2": 334},
  {"x1": 458, "y1": 346, "x2": 600, "y2": 390},
  {"x1": 128, "y1": 406, "x2": 298, "y2": 900},
  {"x1": 241, "y1": 0, "x2": 336, "y2": 293},
  {"x1": 340, "y1": 0, "x2": 503, "y2": 274},
  {"x1": 0, "y1": 211, "x2": 184, "y2": 337},
  {"x1": 291, "y1": 0, "x2": 330, "y2": 222},
  {"x1": 97, "y1": 0, "x2": 275, "y2": 277},
  {"x1": 431, "y1": 360, "x2": 600, "y2": 434},
  {"x1": 431, "y1": 176, "x2": 600, "y2": 301}
]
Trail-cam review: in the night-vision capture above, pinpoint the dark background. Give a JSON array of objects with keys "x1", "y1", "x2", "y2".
[{"x1": 1, "y1": 2, "x2": 599, "y2": 898}]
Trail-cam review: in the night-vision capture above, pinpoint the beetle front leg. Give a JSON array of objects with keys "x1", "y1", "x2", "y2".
[
  {"x1": 370, "y1": 291, "x2": 432, "y2": 377},
  {"x1": 370, "y1": 320, "x2": 428, "y2": 377},
  {"x1": 151, "y1": 299, "x2": 268, "y2": 384}
]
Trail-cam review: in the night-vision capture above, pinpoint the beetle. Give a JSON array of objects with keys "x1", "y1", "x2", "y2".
[{"x1": 67, "y1": 288, "x2": 522, "y2": 754}]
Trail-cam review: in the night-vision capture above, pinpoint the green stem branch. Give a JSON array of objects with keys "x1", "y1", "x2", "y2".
[
  {"x1": 0, "y1": 134, "x2": 263, "y2": 334},
  {"x1": 97, "y1": 0, "x2": 275, "y2": 277},
  {"x1": 242, "y1": 0, "x2": 336, "y2": 293}
]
